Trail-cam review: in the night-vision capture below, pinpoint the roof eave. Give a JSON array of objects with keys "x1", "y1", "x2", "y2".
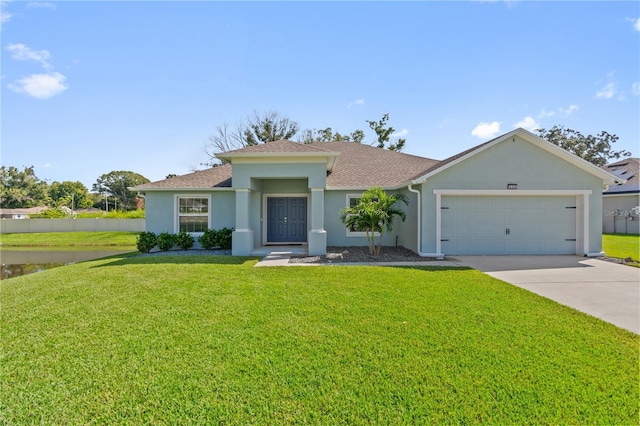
[{"x1": 130, "y1": 186, "x2": 233, "y2": 192}]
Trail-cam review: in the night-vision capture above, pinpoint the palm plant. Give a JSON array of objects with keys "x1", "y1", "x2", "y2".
[{"x1": 340, "y1": 186, "x2": 409, "y2": 257}]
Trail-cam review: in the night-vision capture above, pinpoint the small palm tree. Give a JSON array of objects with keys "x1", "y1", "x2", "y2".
[{"x1": 340, "y1": 186, "x2": 409, "y2": 257}]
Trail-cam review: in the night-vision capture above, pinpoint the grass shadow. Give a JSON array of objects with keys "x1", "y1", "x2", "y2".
[{"x1": 91, "y1": 253, "x2": 260, "y2": 268}]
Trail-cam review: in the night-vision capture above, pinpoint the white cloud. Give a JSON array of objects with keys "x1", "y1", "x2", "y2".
[
  {"x1": 6, "y1": 43, "x2": 52, "y2": 69},
  {"x1": 596, "y1": 71, "x2": 617, "y2": 99},
  {"x1": 8, "y1": 72, "x2": 68, "y2": 98},
  {"x1": 560, "y1": 104, "x2": 579, "y2": 115},
  {"x1": 537, "y1": 109, "x2": 556, "y2": 118},
  {"x1": 514, "y1": 116, "x2": 539, "y2": 132},
  {"x1": 347, "y1": 98, "x2": 364, "y2": 108},
  {"x1": 632, "y1": 82, "x2": 640, "y2": 96},
  {"x1": 391, "y1": 128, "x2": 408, "y2": 138},
  {"x1": 633, "y1": 18, "x2": 640, "y2": 32},
  {"x1": 471, "y1": 121, "x2": 501, "y2": 139},
  {"x1": 27, "y1": 2, "x2": 56, "y2": 9},
  {"x1": 0, "y1": 0, "x2": 13, "y2": 23}
]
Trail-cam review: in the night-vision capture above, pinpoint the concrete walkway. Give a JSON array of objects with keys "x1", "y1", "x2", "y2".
[{"x1": 450, "y1": 255, "x2": 640, "y2": 334}]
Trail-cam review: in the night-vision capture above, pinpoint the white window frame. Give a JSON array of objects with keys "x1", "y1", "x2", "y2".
[
  {"x1": 175, "y1": 195, "x2": 211, "y2": 235},
  {"x1": 345, "y1": 193, "x2": 380, "y2": 237}
]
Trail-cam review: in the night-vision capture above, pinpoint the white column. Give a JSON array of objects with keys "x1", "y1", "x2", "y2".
[{"x1": 308, "y1": 188, "x2": 326, "y2": 256}]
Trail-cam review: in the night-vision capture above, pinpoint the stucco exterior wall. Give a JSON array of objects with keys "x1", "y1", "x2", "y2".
[
  {"x1": 603, "y1": 194, "x2": 640, "y2": 234},
  {"x1": 144, "y1": 190, "x2": 235, "y2": 234},
  {"x1": 419, "y1": 136, "x2": 606, "y2": 254},
  {"x1": 144, "y1": 192, "x2": 175, "y2": 234},
  {"x1": 323, "y1": 189, "x2": 412, "y2": 248}
]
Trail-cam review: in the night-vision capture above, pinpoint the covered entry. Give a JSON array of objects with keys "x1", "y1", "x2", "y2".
[{"x1": 266, "y1": 197, "x2": 307, "y2": 243}]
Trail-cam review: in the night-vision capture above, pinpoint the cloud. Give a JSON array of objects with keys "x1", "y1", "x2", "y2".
[
  {"x1": 8, "y1": 72, "x2": 68, "y2": 98},
  {"x1": 6, "y1": 43, "x2": 52, "y2": 69},
  {"x1": 596, "y1": 71, "x2": 617, "y2": 99},
  {"x1": 471, "y1": 121, "x2": 501, "y2": 139},
  {"x1": 630, "y1": 17, "x2": 640, "y2": 32},
  {"x1": 391, "y1": 128, "x2": 408, "y2": 138},
  {"x1": 560, "y1": 104, "x2": 579, "y2": 115},
  {"x1": 537, "y1": 109, "x2": 556, "y2": 118},
  {"x1": 514, "y1": 116, "x2": 539, "y2": 132},
  {"x1": 0, "y1": 0, "x2": 13, "y2": 23},
  {"x1": 347, "y1": 98, "x2": 365, "y2": 108},
  {"x1": 632, "y1": 82, "x2": 640, "y2": 96}
]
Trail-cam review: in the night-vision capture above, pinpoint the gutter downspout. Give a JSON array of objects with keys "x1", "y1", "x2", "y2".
[{"x1": 408, "y1": 183, "x2": 444, "y2": 259}]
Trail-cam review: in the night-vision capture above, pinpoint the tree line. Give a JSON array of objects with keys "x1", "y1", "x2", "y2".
[
  {"x1": 0, "y1": 168, "x2": 149, "y2": 210},
  {"x1": 1, "y1": 112, "x2": 630, "y2": 211}
]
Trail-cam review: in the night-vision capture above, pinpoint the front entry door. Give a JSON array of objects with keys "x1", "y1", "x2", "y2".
[{"x1": 267, "y1": 197, "x2": 307, "y2": 243}]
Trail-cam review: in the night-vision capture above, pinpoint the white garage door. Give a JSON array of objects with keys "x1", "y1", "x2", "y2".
[{"x1": 441, "y1": 196, "x2": 577, "y2": 255}]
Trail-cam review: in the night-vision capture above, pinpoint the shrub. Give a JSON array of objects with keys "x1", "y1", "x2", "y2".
[
  {"x1": 197, "y1": 228, "x2": 233, "y2": 250},
  {"x1": 198, "y1": 229, "x2": 217, "y2": 250},
  {"x1": 215, "y1": 227, "x2": 233, "y2": 250},
  {"x1": 136, "y1": 232, "x2": 157, "y2": 253},
  {"x1": 156, "y1": 232, "x2": 175, "y2": 252},
  {"x1": 174, "y1": 230, "x2": 195, "y2": 251}
]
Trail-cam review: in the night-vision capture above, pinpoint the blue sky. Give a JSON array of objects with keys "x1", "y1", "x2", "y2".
[{"x1": 2, "y1": 1, "x2": 639, "y2": 189}]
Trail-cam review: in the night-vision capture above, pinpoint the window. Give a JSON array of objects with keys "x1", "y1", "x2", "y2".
[
  {"x1": 177, "y1": 197, "x2": 209, "y2": 233},
  {"x1": 345, "y1": 194, "x2": 379, "y2": 237}
]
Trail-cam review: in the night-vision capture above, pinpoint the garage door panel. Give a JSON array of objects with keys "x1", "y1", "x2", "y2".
[{"x1": 441, "y1": 196, "x2": 576, "y2": 255}]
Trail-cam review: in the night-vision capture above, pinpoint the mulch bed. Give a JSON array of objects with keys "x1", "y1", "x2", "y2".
[{"x1": 289, "y1": 246, "x2": 440, "y2": 264}]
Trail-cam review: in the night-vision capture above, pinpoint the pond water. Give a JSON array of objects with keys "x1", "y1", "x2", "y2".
[{"x1": 1, "y1": 250, "x2": 131, "y2": 280}]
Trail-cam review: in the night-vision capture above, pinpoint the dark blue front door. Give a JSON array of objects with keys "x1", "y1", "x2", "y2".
[{"x1": 267, "y1": 197, "x2": 307, "y2": 243}]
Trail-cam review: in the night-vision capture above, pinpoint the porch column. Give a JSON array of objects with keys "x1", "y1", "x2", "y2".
[
  {"x1": 232, "y1": 188, "x2": 253, "y2": 256},
  {"x1": 308, "y1": 188, "x2": 326, "y2": 256}
]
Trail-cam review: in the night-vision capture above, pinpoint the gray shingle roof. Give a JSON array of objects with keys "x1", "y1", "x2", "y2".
[
  {"x1": 222, "y1": 139, "x2": 334, "y2": 155},
  {"x1": 308, "y1": 142, "x2": 438, "y2": 188},
  {"x1": 134, "y1": 142, "x2": 439, "y2": 190},
  {"x1": 132, "y1": 164, "x2": 232, "y2": 190},
  {"x1": 603, "y1": 158, "x2": 639, "y2": 194}
]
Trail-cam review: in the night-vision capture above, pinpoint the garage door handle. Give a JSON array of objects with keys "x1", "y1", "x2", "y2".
[{"x1": 506, "y1": 228, "x2": 510, "y2": 235}]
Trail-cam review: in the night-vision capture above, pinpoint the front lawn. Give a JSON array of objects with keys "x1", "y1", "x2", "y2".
[
  {"x1": 603, "y1": 233, "x2": 639, "y2": 264},
  {"x1": 0, "y1": 231, "x2": 138, "y2": 249},
  {"x1": 1, "y1": 255, "x2": 637, "y2": 424}
]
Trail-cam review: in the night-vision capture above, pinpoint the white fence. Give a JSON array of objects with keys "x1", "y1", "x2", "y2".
[{"x1": 1, "y1": 219, "x2": 145, "y2": 234}]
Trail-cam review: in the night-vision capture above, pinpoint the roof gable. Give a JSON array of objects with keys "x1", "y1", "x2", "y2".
[{"x1": 414, "y1": 128, "x2": 620, "y2": 185}]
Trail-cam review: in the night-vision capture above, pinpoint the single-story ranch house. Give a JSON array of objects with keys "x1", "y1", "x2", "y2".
[
  {"x1": 132, "y1": 128, "x2": 621, "y2": 257},
  {"x1": 601, "y1": 157, "x2": 639, "y2": 235}
]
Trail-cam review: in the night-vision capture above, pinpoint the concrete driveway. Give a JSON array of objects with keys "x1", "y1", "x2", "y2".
[{"x1": 450, "y1": 256, "x2": 640, "y2": 334}]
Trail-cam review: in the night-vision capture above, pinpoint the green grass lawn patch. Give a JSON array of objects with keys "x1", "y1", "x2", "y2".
[
  {"x1": 1, "y1": 255, "x2": 637, "y2": 424},
  {"x1": 0, "y1": 231, "x2": 138, "y2": 249},
  {"x1": 603, "y1": 233, "x2": 640, "y2": 265}
]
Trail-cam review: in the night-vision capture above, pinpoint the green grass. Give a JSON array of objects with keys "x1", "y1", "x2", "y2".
[
  {"x1": 0, "y1": 231, "x2": 138, "y2": 249},
  {"x1": 1, "y1": 255, "x2": 637, "y2": 424},
  {"x1": 603, "y1": 233, "x2": 640, "y2": 265}
]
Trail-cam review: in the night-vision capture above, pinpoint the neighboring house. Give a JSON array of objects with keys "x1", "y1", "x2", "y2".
[
  {"x1": 601, "y1": 158, "x2": 639, "y2": 235},
  {"x1": 0, "y1": 207, "x2": 48, "y2": 219},
  {"x1": 132, "y1": 128, "x2": 619, "y2": 257}
]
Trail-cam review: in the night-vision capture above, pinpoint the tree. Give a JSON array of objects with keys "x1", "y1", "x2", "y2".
[
  {"x1": 205, "y1": 111, "x2": 299, "y2": 164},
  {"x1": 92, "y1": 171, "x2": 149, "y2": 211},
  {"x1": 298, "y1": 127, "x2": 365, "y2": 144},
  {"x1": 536, "y1": 125, "x2": 631, "y2": 167},
  {"x1": 47, "y1": 181, "x2": 92, "y2": 209},
  {"x1": 339, "y1": 186, "x2": 409, "y2": 257},
  {"x1": 366, "y1": 113, "x2": 406, "y2": 152},
  {"x1": 0, "y1": 166, "x2": 48, "y2": 208}
]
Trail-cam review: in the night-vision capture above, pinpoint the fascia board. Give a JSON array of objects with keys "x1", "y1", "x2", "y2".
[{"x1": 130, "y1": 187, "x2": 233, "y2": 192}]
